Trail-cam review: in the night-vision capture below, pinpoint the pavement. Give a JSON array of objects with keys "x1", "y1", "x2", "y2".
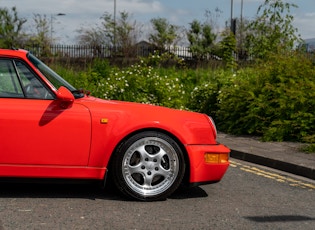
[{"x1": 217, "y1": 133, "x2": 315, "y2": 180}]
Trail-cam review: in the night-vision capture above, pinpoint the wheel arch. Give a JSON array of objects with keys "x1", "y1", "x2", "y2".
[{"x1": 107, "y1": 127, "x2": 191, "y2": 185}]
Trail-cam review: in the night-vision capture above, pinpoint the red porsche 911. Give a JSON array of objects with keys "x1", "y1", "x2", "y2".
[{"x1": 0, "y1": 49, "x2": 230, "y2": 201}]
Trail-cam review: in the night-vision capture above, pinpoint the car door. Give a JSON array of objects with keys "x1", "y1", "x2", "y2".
[{"x1": 0, "y1": 58, "x2": 91, "y2": 166}]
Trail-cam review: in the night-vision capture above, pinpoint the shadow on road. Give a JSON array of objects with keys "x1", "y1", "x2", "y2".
[
  {"x1": 0, "y1": 181, "x2": 208, "y2": 201},
  {"x1": 170, "y1": 186, "x2": 208, "y2": 199},
  {"x1": 245, "y1": 215, "x2": 315, "y2": 223}
]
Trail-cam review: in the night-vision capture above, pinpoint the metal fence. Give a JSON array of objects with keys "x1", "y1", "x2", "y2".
[{"x1": 27, "y1": 44, "x2": 194, "y2": 60}]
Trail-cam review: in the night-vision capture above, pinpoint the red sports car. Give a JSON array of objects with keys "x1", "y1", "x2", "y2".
[{"x1": 0, "y1": 49, "x2": 230, "y2": 201}]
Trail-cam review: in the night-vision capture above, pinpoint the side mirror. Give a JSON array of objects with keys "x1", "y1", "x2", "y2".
[{"x1": 56, "y1": 86, "x2": 75, "y2": 109}]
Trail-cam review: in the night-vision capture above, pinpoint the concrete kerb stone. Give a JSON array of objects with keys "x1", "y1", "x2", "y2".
[{"x1": 230, "y1": 149, "x2": 315, "y2": 180}]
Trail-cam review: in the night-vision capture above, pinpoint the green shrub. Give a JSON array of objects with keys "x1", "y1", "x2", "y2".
[
  {"x1": 63, "y1": 58, "x2": 188, "y2": 110},
  {"x1": 188, "y1": 69, "x2": 231, "y2": 119},
  {"x1": 216, "y1": 68, "x2": 264, "y2": 135},
  {"x1": 217, "y1": 52, "x2": 315, "y2": 143}
]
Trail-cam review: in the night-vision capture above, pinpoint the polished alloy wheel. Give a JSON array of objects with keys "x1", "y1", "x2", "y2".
[
  {"x1": 112, "y1": 131, "x2": 185, "y2": 201},
  {"x1": 122, "y1": 137, "x2": 179, "y2": 196}
]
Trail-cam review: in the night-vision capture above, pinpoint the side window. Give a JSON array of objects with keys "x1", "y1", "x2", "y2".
[
  {"x1": 0, "y1": 59, "x2": 23, "y2": 98},
  {"x1": 14, "y1": 60, "x2": 54, "y2": 99}
]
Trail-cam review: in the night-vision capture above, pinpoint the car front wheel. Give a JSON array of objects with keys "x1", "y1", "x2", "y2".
[{"x1": 111, "y1": 131, "x2": 185, "y2": 201}]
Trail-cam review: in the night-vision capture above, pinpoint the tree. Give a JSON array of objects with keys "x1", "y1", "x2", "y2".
[
  {"x1": 204, "y1": 7, "x2": 223, "y2": 35},
  {"x1": 101, "y1": 11, "x2": 140, "y2": 57},
  {"x1": 187, "y1": 20, "x2": 216, "y2": 61},
  {"x1": 76, "y1": 11, "x2": 140, "y2": 57},
  {"x1": 23, "y1": 14, "x2": 52, "y2": 55},
  {"x1": 149, "y1": 18, "x2": 179, "y2": 50},
  {"x1": 76, "y1": 27, "x2": 106, "y2": 47},
  {"x1": 219, "y1": 29, "x2": 237, "y2": 69},
  {"x1": 231, "y1": 17, "x2": 252, "y2": 60},
  {"x1": 0, "y1": 7, "x2": 26, "y2": 48},
  {"x1": 245, "y1": 0, "x2": 300, "y2": 59}
]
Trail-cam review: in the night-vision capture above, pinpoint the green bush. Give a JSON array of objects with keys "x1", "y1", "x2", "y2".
[
  {"x1": 217, "y1": 52, "x2": 315, "y2": 143},
  {"x1": 61, "y1": 57, "x2": 188, "y2": 110},
  {"x1": 188, "y1": 69, "x2": 231, "y2": 119}
]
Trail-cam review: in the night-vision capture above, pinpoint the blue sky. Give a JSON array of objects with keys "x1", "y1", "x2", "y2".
[{"x1": 2, "y1": 0, "x2": 315, "y2": 44}]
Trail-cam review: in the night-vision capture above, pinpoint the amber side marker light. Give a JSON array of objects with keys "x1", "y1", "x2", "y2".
[
  {"x1": 100, "y1": 118, "x2": 109, "y2": 124},
  {"x1": 204, "y1": 152, "x2": 229, "y2": 164}
]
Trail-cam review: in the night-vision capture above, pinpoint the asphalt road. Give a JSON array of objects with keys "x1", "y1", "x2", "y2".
[{"x1": 0, "y1": 159, "x2": 314, "y2": 230}]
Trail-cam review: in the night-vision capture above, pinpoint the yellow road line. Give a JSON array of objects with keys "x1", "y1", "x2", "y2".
[{"x1": 230, "y1": 160, "x2": 315, "y2": 190}]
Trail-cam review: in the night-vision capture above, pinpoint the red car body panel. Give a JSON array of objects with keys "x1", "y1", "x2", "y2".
[
  {"x1": 186, "y1": 145, "x2": 229, "y2": 183},
  {"x1": 0, "y1": 49, "x2": 230, "y2": 185},
  {"x1": 0, "y1": 99, "x2": 91, "y2": 165}
]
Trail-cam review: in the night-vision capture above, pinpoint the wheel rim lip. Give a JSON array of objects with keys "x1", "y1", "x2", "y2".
[{"x1": 122, "y1": 137, "x2": 180, "y2": 197}]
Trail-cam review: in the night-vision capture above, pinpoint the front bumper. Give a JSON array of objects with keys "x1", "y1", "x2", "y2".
[{"x1": 186, "y1": 143, "x2": 230, "y2": 185}]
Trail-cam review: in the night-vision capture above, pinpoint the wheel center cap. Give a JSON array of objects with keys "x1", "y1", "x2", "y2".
[{"x1": 147, "y1": 162, "x2": 156, "y2": 170}]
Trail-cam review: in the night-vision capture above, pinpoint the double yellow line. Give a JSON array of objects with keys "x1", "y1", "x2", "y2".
[{"x1": 230, "y1": 160, "x2": 315, "y2": 190}]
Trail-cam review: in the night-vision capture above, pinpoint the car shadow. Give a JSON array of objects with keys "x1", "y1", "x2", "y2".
[
  {"x1": 245, "y1": 215, "x2": 315, "y2": 222},
  {"x1": 0, "y1": 181, "x2": 208, "y2": 201},
  {"x1": 39, "y1": 101, "x2": 65, "y2": 126},
  {"x1": 170, "y1": 186, "x2": 208, "y2": 199}
]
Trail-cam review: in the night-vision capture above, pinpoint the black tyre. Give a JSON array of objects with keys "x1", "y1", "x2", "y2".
[{"x1": 111, "y1": 131, "x2": 185, "y2": 201}]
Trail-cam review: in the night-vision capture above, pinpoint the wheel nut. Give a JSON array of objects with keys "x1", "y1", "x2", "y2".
[{"x1": 148, "y1": 171, "x2": 151, "y2": 175}]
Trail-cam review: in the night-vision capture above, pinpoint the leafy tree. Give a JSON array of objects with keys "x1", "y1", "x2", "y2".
[
  {"x1": 32, "y1": 14, "x2": 50, "y2": 44},
  {"x1": 0, "y1": 7, "x2": 26, "y2": 48},
  {"x1": 76, "y1": 23, "x2": 107, "y2": 57},
  {"x1": 101, "y1": 11, "x2": 140, "y2": 57},
  {"x1": 204, "y1": 7, "x2": 222, "y2": 34},
  {"x1": 76, "y1": 11, "x2": 140, "y2": 57},
  {"x1": 22, "y1": 14, "x2": 52, "y2": 55},
  {"x1": 245, "y1": 0, "x2": 300, "y2": 59},
  {"x1": 233, "y1": 17, "x2": 252, "y2": 60},
  {"x1": 76, "y1": 27, "x2": 106, "y2": 46},
  {"x1": 149, "y1": 18, "x2": 180, "y2": 50},
  {"x1": 218, "y1": 29, "x2": 237, "y2": 69},
  {"x1": 187, "y1": 20, "x2": 216, "y2": 61}
]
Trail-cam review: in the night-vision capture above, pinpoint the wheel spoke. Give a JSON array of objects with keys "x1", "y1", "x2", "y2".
[
  {"x1": 127, "y1": 164, "x2": 143, "y2": 175},
  {"x1": 155, "y1": 148, "x2": 167, "y2": 162},
  {"x1": 143, "y1": 174, "x2": 154, "y2": 187},
  {"x1": 157, "y1": 165, "x2": 171, "y2": 177},
  {"x1": 136, "y1": 145, "x2": 151, "y2": 160}
]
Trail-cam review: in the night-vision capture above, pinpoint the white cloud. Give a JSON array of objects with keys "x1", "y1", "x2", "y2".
[{"x1": 293, "y1": 12, "x2": 315, "y2": 39}]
